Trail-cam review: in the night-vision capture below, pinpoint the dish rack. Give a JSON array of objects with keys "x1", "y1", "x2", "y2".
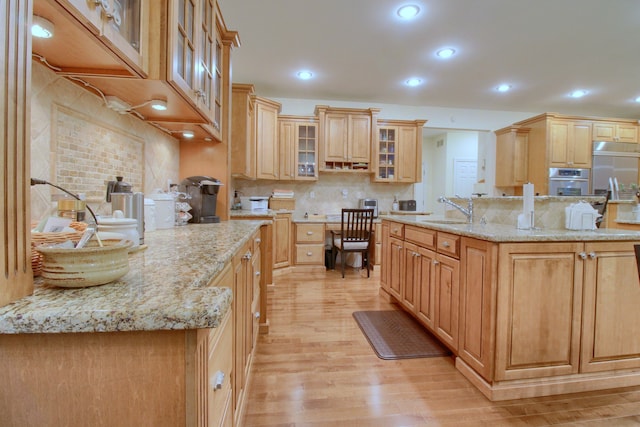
[{"x1": 31, "y1": 221, "x2": 87, "y2": 276}]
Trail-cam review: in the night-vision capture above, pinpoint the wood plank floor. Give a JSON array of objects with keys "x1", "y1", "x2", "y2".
[{"x1": 243, "y1": 268, "x2": 640, "y2": 426}]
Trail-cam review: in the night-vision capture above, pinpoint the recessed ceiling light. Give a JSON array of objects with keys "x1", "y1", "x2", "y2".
[
  {"x1": 634, "y1": 96, "x2": 640, "y2": 103},
  {"x1": 496, "y1": 84, "x2": 512, "y2": 92},
  {"x1": 397, "y1": 4, "x2": 420, "y2": 19},
  {"x1": 569, "y1": 89, "x2": 588, "y2": 98},
  {"x1": 296, "y1": 70, "x2": 313, "y2": 80},
  {"x1": 405, "y1": 78, "x2": 423, "y2": 87},
  {"x1": 436, "y1": 48, "x2": 456, "y2": 59},
  {"x1": 150, "y1": 99, "x2": 168, "y2": 111},
  {"x1": 32, "y1": 16, "x2": 55, "y2": 39},
  {"x1": 182, "y1": 130, "x2": 195, "y2": 138}
]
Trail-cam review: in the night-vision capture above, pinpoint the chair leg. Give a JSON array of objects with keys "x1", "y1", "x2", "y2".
[
  {"x1": 341, "y1": 252, "x2": 345, "y2": 278},
  {"x1": 331, "y1": 246, "x2": 336, "y2": 270}
]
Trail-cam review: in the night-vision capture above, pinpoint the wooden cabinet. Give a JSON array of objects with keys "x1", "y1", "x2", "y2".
[
  {"x1": 33, "y1": 0, "x2": 146, "y2": 77},
  {"x1": 458, "y1": 238, "x2": 496, "y2": 381},
  {"x1": 388, "y1": 236, "x2": 404, "y2": 300},
  {"x1": 230, "y1": 86, "x2": 282, "y2": 180},
  {"x1": 380, "y1": 221, "x2": 390, "y2": 294},
  {"x1": 274, "y1": 213, "x2": 292, "y2": 269},
  {"x1": 374, "y1": 120, "x2": 426, "y2": 183},
  {"x1": 580, "y1": 241, "x2": 640, "y2": 373},
  {"x1": 549, "y1": 120, "x2": 592, "y2": 168},
  {"x1": 204, "y1": 310, "x2": 233, "y2": 427},
  {"x1": 495, "y1": 242, "x2": 584, "y2": 381},
  {"x1": 402, "y1": 241, "x2": 420, "y2": 312},
  {"x1": 315, "y1": 105, "x2": 379, "y2": 172},
  {"x1": 294, "y1": 223, "x2": 325, "y2": 265},
  {"x1": 593, "y1": 122, "x2": 638, "y2": 143},
  {"x1": 494, "y1": 125, "x2": 529, "y2": 187},
  {"x1": 279, "y1": 116, "x2": 319, "y2": 181}
]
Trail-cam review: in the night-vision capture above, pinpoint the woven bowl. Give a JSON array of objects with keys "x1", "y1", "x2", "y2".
[{"x1": 35, "y1": 239, "x2": 132, "y2": 288}]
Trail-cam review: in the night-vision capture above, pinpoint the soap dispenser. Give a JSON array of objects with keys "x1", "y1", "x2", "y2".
[{"x1": 392, "y1": 196, "x2": 399, "y2": 212}]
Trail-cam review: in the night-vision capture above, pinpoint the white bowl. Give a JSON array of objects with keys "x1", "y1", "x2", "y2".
[{"x1": 36, "y1": 239, "x2": 132, "y2": 288}]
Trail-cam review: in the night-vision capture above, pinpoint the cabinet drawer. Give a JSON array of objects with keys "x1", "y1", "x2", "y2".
[
  {"x1": 208, "y1": 311, "x2": 233, "y2": 427},
  {"x1": 296, "y1": 224, "x2": 325, "y2": 243},
  {"x1": 295, "y1": 244, "x2": 325, "y2": 264},
  {"x1": 405, "y1": 225, "x2": 436, "y2": 249},
  {"x1": 389, "y1": 222, "x2": 404, "y2": 239},
  {"x1": 437, "y1": 232, "x2": 460, "y2": 258}
]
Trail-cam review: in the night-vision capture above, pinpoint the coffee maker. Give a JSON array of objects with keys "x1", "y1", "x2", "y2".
[{"x1": 180, "y1": 176, "x2": 223, "y2": 223}]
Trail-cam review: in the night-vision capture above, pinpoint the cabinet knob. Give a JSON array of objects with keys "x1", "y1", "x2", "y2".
[
  {"x1": 255, "y1": 238, "x2": 261, "y2": 244},
  {"x1": 433, "y1": 260, "x2": 439, "y2": 265},
  {"x1": 307, "y1": 231, "x2": 313, "y2": 235},
  {"x1": 442, "y1": 241, "x2": 450, "y2": 248},
  {"x1": 589, "y1": 252, "x2": 597, "y2": 259},
  {"x1": 578, "y1": 252, "x2": 587, "y2": 260},
  {"x1": 243, "y1": 251, "x2": 252, "y2": 260},
  {"x1": 255, "y1": 271, "x2": 261, "y2": 276},
  {"x1": 254, "y1": 312, "x2": 261, "y2": 319},
  {"x1": 211, "y1": 371, "x2": 225, "y2": 391},
  {"x1": 307, "y1": 252, "x2": 313, "y2": 256}
]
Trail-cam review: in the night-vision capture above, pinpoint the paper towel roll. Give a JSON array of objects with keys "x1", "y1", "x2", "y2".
[{"x1": 523, "y1": 183, "x2": 534, "y2": 215}]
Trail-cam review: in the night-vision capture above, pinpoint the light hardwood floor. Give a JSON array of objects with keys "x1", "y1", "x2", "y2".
[{"x1": 243, "y1": 268, "x2": 640, "y2": 426}]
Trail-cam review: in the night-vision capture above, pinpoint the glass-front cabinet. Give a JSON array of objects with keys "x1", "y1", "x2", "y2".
[
  {"x1": 296, "y1": 124, "x2": 317, "y2": 179},
  {"x1": 377, "y1": 127, "x2": 397, "y2": 181},
  {"x1": 278, "y1": 116, "x2": 318, "y2": 181}
]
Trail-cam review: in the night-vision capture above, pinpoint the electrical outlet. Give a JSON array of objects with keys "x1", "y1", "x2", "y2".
[
  {"x1": 309, "y1": 191, "x2": 315, "y2": 199},
  {"x1": 341, "y1": 189, "x2": 348, "y2": 198}
]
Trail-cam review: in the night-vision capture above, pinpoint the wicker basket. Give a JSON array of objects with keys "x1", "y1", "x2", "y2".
[{"x1": 31, "y1": 222, "x2": 87, "y2": 277}]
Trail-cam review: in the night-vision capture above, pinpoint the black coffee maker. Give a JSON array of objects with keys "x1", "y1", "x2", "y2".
[{"x1": 180, "y1": 176, "x2": 223, "y2": 223}]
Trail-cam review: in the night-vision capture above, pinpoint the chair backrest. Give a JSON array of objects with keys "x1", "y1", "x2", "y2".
[{"x1": 340, "y1": 209, "x2": 374, "y2": 243}]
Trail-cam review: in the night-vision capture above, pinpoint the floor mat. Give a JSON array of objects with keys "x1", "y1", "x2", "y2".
[{"x1": 352, "y1": 310, "x2": 452, "y2": 360}]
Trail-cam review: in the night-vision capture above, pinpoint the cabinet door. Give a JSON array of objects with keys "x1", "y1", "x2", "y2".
[
  {"x1": 273, "y1": 213, "x2": 291, "y2": 269},
  {"x1": 295, "y1": 123, "x2": 318, "y2": 180},
  {"x1": 349, "y1": 114, "x2": 371, "y2": 163},
  {"x1": 232, "y1": 245, "x2": 248, "y2": 414},
  {"x1": 402, "y1": 242, "x2": 419, "y2": 312},
  {"x1": 397, "y1": 125, "x2": 419, "y2": 182},
  {"x1": 616, "y1": 124, "x2": 638, "y2": 143},
  {"x1": 324, "y1": 113, "x2": 349, "y2": 162},
  {"x1": 593, "y1": 122, "x2": 638, "y2": 143},
  {"x1": 169, "y1": 0, "x2": 199, "y2": 102},
  {"x1": 458, "y1": 238, "x2": 496, "y2": 381},
  {"x1": 278, "y1": 120, "x2": 296, "y2": 181},
  {"x1": 376, "y1": 127, "x2": 397, "y2": 181},
  {"x1": 549, "y1": 121, "x2": 592, "y2": 168},
  {"x1": 495, "y1": 127, "x2": 529, "y2": 187},
  {"x1": 196, "y1": 0, "x2": 219, "y2": 131},
  {"x1": 571, "y1": 122, "x2": 592, "y2": 167},
  {"x1": 434, "y1": 253, "x2": 459, "y2": 351},
  {"x1": 388, "y1": 237, "x2": 404, "y2": 300},
  {"x1": 495, "y1": 242, "x2": 583, "y2": 381},
  {"x1": 380, "y1": 222, "x2": 390, "y2": 292},
  {"x1": 581, "y1": 241, "x2": 640, "y2": 372},
  {"x1": 415, "y1": 246, "x2": 436, "y2": 330},
  {"x1": 255, "y1": 99, "x2": 280, "y2": 180}
]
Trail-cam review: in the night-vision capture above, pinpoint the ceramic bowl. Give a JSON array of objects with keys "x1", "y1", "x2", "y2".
[{"x1": 35, "y1": 239, "x2": 132, "y2": 288}]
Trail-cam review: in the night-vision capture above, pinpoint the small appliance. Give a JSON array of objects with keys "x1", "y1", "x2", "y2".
[
  {"x1": 359, "y1": 198, "x2": 378, "y2": 217},
  {"x1": 399, "y1": 200, "x2": 416, "y2": 211},
  {"x1": 240, "y1": 196, "x2": 269, "y2": 211},
  {"x1": 180, "y1": 176, "x2": 223, "y2": 223}
]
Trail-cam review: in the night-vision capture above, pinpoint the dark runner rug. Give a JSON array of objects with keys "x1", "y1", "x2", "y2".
[{"x1": 352, "y1": 310, "x2": 451, "y2": 360}]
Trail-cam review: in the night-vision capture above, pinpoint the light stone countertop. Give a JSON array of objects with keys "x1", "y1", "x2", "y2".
[
  {"x1": 0, "y1": 221, "x2": 267, "y2": 334},
  {"x1": 382, "y1": 215, "x2": 640, "y2": 242}
]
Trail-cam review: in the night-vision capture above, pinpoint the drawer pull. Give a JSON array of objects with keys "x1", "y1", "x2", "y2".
[
  {"x1": 211, "y1": 371, "x2": 225, "y2": 391},
  {"x1": 442, "y1": 241, "x2": 450, "y2": 248},
  {"x1": 306, "y1": 231, "x2": 313, "y2": 235},
  {"x1": 307, "y1": 252, "x2": 313, "y2": 256}
]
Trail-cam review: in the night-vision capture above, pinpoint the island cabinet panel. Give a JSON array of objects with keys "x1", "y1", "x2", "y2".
[
  {"x1": 415, "y1": 245, "x2": 437, "y2": 330},
  {"x1": 380, "y1": 221, "x2": 390, "y2": 295},
  {"x1": 434, "y1": 253, "x2": 460, "y2": 351},
  {"x1": 388, "y1": 236, "x2": 404, "y2": 300},
  {"x1": 402, "y1": 241, "x2": 420, "y2": 312},
  {"x1": 495, "y1": 242, "x2": 584, "y2": 381},
  {"x1": 458, "y1": 238, "x2": 497, "y2": 381},
  {"x1": 274, "y1": 212, "x2": 292, "y2": 269},
  {"x1": 580, "y1": 241, "x2": 640, "y2": 372}
]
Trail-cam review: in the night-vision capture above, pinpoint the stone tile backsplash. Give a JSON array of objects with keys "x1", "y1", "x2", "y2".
[{"x1": 30, "y1": 61, "x2": 180, "y2": 221}]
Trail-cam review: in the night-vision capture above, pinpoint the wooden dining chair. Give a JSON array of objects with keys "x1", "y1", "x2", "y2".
[
  {"x1": 331, "y1": 208, "x2": 374, "y2": 278},
  {"x1": 635, "y1": 245, "x2": 640, "y2": 280}
]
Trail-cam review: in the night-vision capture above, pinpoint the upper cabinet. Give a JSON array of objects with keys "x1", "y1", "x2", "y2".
[
  {"x1": 315, "y1": 106, "x2": 379, "y2": 172},
  {"x1": 374, "y1": 120, "x2": 426, "y2": 183},
  {"x1": 33, "y1": 0, "x2": 146, "y2": 77},
  {"x1": 279, "y1": 116, "x2": 318, "y2": 181},
  {"x1": 495, "y1": 125, "x2": 529, "y2": 188},
  {"x1": 592, "y1": 121, "x2": 638, "y2": 143},
  {"x1": 254, "y1": 97, "x2": 282, "y2": 180},
  {"x1": 32, "y1": 0, "x2": 239, "y2": 143},
  {"x1": 548, "y1": 120, "x2": 592, "y2": 168}
]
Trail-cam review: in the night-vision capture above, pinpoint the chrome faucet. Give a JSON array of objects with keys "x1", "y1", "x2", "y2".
[{"x1": 438, "y1": 195, "x2": 473, "y2": 224}]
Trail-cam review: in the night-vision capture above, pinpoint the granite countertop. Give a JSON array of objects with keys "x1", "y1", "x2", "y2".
[
  {"x1": 229, "y1": 209, "x2": 278, "y2": 218},
  {"x1": 0, "y1": 221, "x2": 266, "y2": 334},
  {"x1": 381, "y1": 215, "x2": 640, "y2": 242}
]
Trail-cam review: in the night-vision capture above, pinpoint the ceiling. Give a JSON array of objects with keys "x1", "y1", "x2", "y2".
[{"x1": 218, "y1": 0, "x2": 640, "y2": 120}]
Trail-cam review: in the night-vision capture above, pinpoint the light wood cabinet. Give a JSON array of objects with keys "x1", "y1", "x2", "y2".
[
  {"x1": 278, "y1": 116, "x2": 318, "y2": 181},
  {"x1": 274, "y1": 213, "x2": 292, "y2": 269},
  {"x1": 315, "y1": 105, "x2": 379, "y2": 172},
  {"x1": 434, "y1": 252, "x2": 460, "y2": 351},
  {"x1": 495, "y1": 242, "x2": 584, "y2": 381},
  {"x1": 402, "y1": 241, "x2": 420, "y2": 312},
  {"x1": 549, "y1": 120, "x2": 592, "y2": 168},
  {"x1": 580, "y1": 241, "x2": 640, "y2": 373},
  {"x1": 458, "y1": 238, "x2": 496, "y2": 381},
  {"x1": 494, "y1": 125, "x2": 529, "y2": 188},
  {"x1": 254, "y1": 97, "x2": 281, "y2": 180},
  {"x1": 388, "y1": 236, "x2": 404, "y2": 300},
  {"x1": 593, "y1": 122, "x2": 638, "y2": 143},
  {"x1": 374, "y1": 120, "x2": 426, "y2": 183},
  {"x1": 294, "y1": 223, "x2": 325, "y2": 265}
]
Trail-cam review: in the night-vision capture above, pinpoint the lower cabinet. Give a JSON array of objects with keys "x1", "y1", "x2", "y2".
[
  {"x1": 294, "y1": 223, "x2": 325, "y2": 265},
  {"x1": 274, "y1": 212, "x2": 292, "y2": 269},
  {"x1": 202, "y1": 311, "x2": 234, "y2": 427},
  {"x1": 434, "y1": 253, "x2": 459, "y2": 351}
]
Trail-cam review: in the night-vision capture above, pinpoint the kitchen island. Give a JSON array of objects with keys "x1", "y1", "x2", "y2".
[
  {"x1": 380, "y1": 214, "x2": 640, "y2": 401},
  {"x1": 0, "y1": 220, "x2": 270, "y2": 427}
]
